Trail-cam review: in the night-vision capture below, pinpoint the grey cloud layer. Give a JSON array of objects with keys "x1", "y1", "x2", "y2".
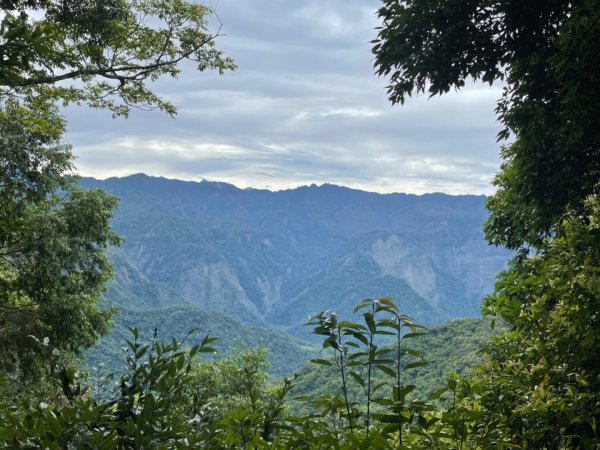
[{"x1": 66, "y1": 0, "x2": 502, "y2": 194}]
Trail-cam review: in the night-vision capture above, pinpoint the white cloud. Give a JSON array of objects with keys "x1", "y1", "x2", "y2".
[{"x1": 66, "y1": 0, "x2": 502, "y2": 195}]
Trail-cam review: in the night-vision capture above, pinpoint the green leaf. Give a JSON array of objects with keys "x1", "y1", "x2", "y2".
[
  {"x1": 348, "y1": 351, "x2": 368, "y2": 360},
  {"x1": 135, "y1": 347, "x2": 148, "y2": 359},
  {"x1": 339, "y1": 320, "x2": 362, "y2": 329},
  {"x1": 199, "y1": 346, "x2": 216, "y2": 353},
  {"x1": 353, "y1": 299, "x2": 373, "y2": 312},
  {"x1": 349, "y1": 371, "x2": 365, "y2": 388},
  {"x1": 364, "y1": 313, "x2": 377, "y2": 334},
  {"x1": 201, "y1": 335, "x2": 218, "y2": 345},
  {"x1": 375, "y1": 330, "x2": 396, "y2": 336},
  {"x1": 310, "y1": 358, "x2": 333, "y2": 366},
  {"x1": 349, "y1": 331, "x2": 369, "y2": 345},
  {"x1": 407, "y1": 349, "x2": 425, "y2": 358},
  {"x1": 404, "y1": 361, "x2": 428, "y2": 370},
  {"x1": 376, "y1": 364, "x2": 397, "y2": 378},
  {"x1": 402, "y1": 332, "x2": 426, "y2": 339},
  {"x1": 377, "y1": 297, "x2": 397, "y2": 310},
  {"x1": 432, "y1": 386, "x2": 449, "y2": 399}
]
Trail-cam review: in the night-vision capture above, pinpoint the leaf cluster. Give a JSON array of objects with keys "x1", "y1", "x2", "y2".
[
  {"x1": 374, "y1": 0, "x2": 600, "y2": 249},
  {"x1": 0, "y1": 328, "x2": 217, "y2": 448},
  {"x1": 0, "y1": 0, "x2": 235, "y2": 116},
  {"x1": 0, "y1": 102, "x2": 119, "y2": 381}
]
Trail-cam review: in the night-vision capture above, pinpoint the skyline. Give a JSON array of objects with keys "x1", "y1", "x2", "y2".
[{"x1": 65, "y1": 0, "x2": 504, "y2": 195}]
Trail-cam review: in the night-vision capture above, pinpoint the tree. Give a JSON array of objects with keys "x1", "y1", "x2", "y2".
[
  {"x1": 477, "y1": 193, "x2": 600, "y2": 447},
  {"x1": 373, "y1": 0, "x2": 600, "y2": 249},
  {"x1": 0, "y1": 0, "x2": 235, "y2": 116},
  {"x1": 0, "y1": 101, "x2": 120, "y2": 382},
  {"x1": 373, "y1": 0, "x2": 600, "y2": 446},
  {"x1": 181, "y1": 347, "x2": 294, "y2": 446},
  {"x1": 0, "y1": 0, "x2": 234, "y2": 385}
]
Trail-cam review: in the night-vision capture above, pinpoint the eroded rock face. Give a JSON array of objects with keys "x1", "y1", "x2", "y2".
[
  {"x1": 256, "y1": 275, "x2": 283, "y2": 311},
  {"x1": 370, "y1": 234, "x2": 437, "y2": 303},
  {"x1": 178, "y1": 262, "x2": 261, "y2": 321}
]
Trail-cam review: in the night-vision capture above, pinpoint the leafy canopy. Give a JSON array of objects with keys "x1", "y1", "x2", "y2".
[
  {"x1": 478, "y1": 192, "x2": 600, "y2": 447},
  {"x1": 373, "y1": 0, "x2": 600, "y2": 446},
  {"x1": 373, "y1": 0, "x2": 600, "y2": 249},
  {"x1": 0, "y1": 0, "x2": 235, "y2": 116},
  {"x1": 0, "y1": 0, "x2": 235, "y2": 384},
  {"x1": 0, "y1": 102, "x2": 120, "y2": 380}
]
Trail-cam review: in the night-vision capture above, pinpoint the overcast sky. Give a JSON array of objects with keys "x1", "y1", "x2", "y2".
[{"x1": 65, "y1": 0, "x2": 503, "y2": 195}]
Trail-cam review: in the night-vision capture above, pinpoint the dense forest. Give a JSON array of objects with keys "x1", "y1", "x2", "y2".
[{"x1": 1, "y1": 0, "x2": 599, "y2": 448}]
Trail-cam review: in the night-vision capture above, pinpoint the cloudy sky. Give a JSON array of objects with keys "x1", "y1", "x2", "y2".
[{"x1": 65, "y1": 0, "x2": 503, "y2": 195}]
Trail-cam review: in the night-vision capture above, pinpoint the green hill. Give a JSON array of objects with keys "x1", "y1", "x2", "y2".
[{"x1": 288, "y1": 317, "x2": 499, "y2": 412}]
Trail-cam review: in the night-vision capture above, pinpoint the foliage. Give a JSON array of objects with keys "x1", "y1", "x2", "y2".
[
  {"x1": 290, "y1": 317, "x2": 498, "y2": 413},
  {"x1": 0, "y1": 297, "x2": 542, "y2": 449},
  {"x1": 0, "y1": 0, "x2": 235, "y2": 399},
  {"x1": 0, "y1": 0, "x2": 235, "y2": 116},
  {"x1": 0, "y1": 328, "x2": 217, "y2": 448},
  {"x1": 476, "y1": 192, "x2": 600, "y2": 447},
  {"x1": 0, "y1": 102, "x2": 119, "y2": 382},
  {"x1": 181, "y1": 347, "x2": 295, "y2": 447},
  {"x1": 282, "y1": 298, "x2": 508, "y2": 449},
  {"x1": 5, "y1": 0, "x2": 599, "y2": 445},
  {"x1": 374, "y1": 0, "x2": 600, "y2": 447},
  {"x1": 0, "y1": 329, "x2": 298, "y2": 449},
  {"x1": 373, "y1": 0, "x2": 600, "y2": 250},
  {"x1": 300, "y1": 298, "x2": 434, "y2": 446}
]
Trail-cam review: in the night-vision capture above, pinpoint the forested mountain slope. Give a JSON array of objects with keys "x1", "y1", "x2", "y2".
[
  {"x1": 86, "y1": 247, "x2": 311, "y2": 377},
  {"x1": 82, "y1": 174, "x2": 508, "y2": 336},
  {"x1": 289, "y1": 317, "x2": 498, "y2": 413}
]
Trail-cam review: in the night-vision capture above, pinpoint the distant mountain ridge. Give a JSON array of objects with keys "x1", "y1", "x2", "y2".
[{"x1": 81, "y1": 174, "x2": 509, "y2": 339}]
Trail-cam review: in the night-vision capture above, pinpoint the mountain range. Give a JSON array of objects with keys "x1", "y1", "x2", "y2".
[{"x1": 81, "y1": 174, "x2": 509, "y2": 372}]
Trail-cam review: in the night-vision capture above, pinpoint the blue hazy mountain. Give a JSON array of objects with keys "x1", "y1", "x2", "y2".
[{"x1": 81, "y1": 174, "x2": 508, "y2": 342}]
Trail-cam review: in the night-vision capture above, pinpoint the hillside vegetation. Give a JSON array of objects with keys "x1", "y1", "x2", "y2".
[
  {"x1": 82, "y1": 175, "x2": 508, "y2": 332},
  {"x1": 82, "y1": 175, "x2": 508, "y2": 377},
  {"x1": 1, "y1": 0, "x2": 598, "y2": 447},
  {"x1": 87, "y1": 249, "x2": 312, "y2": 377},
  {"x1": 290, "y1": 316, "x2": 498, "y2": 409}
]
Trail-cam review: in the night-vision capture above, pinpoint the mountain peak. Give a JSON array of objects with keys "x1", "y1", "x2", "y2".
[{"x1": 81, "y1": 173, "x2": 491, "y2": 199}]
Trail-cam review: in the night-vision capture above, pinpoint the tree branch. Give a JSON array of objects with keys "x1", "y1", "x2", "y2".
[{"x1": 5, "y1": 31, "x2": 221, "y2": 89}]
